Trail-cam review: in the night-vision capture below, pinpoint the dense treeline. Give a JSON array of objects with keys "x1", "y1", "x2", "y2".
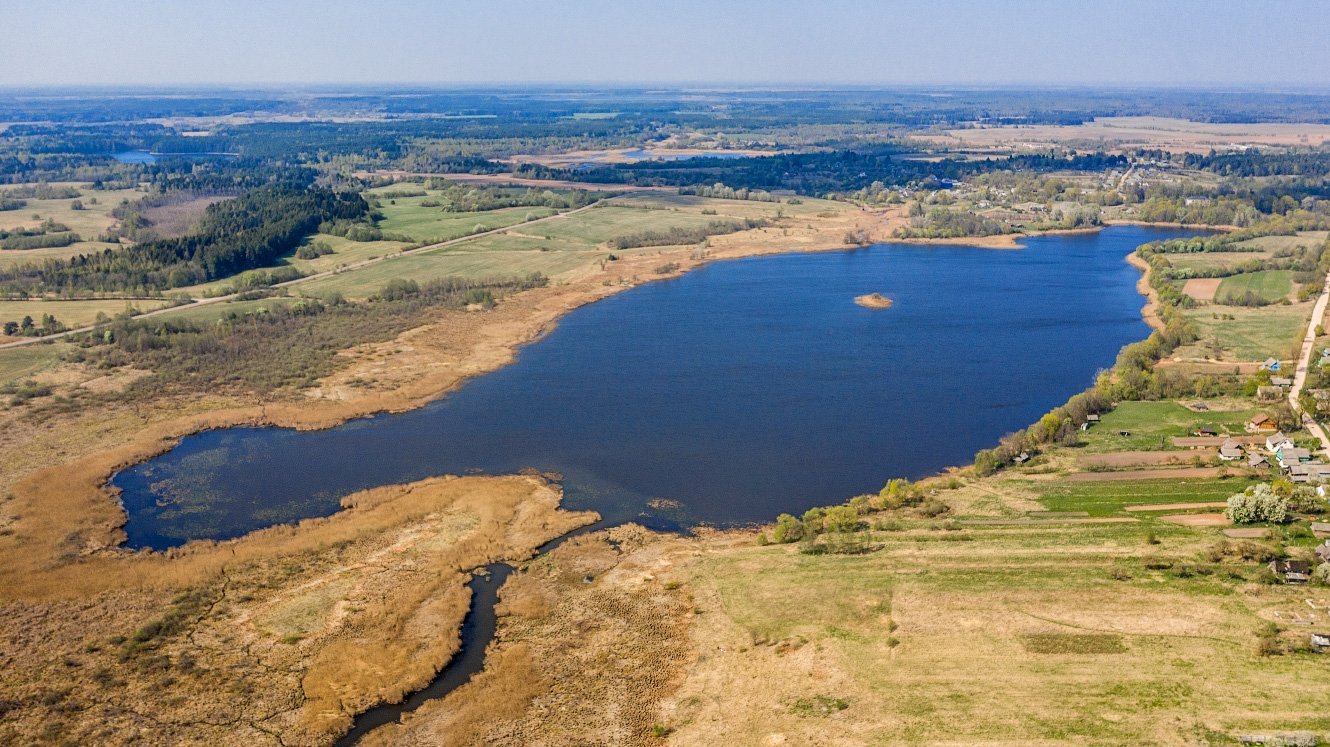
[
  {"x1": 71, "y1": 274, "x2": 547, "y2": 393},
  {"x1": 0, "y1": 185, "x2": 367, "y2": 295},
  {"x1": 514, "y1": 150, "x2": 1128, "y2": 196},
  {"x1": 608, "y1": 218, "x2": 770, "y2": 250}
]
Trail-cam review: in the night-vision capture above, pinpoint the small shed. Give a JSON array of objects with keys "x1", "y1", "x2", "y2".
[
  {"x1": 1195, "y1": 426, "x2": 1219, "y2": 437},
  {"x1": 1271, "y1": 376, "x2": 1294, "y2": 388},
  {"x1": 1248, "y1": 452, "x2": 1270, "y2": 469},
  {"x1": 1269, "y1": 559, "x2": 1312, "y2": 583},
  {"x1": 1312, "y1": 632, "x2": 1330, "y2": 650}
]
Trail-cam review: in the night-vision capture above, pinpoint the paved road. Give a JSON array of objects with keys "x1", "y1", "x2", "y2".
[
  {"x1": 1288, "y1": 270, "x2": 1330, "y2": 453},
  {"x1": 0, "y1": 198, "x2": 618, "y2": 351}
]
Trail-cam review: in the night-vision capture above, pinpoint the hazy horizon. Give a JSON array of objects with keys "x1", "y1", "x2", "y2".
[{"x1": 4, "y1": 0, "x2": 1330, "y2": 88}]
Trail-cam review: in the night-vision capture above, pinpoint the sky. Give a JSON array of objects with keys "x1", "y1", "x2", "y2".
[{"x1": 3, "y1": 0, "x2": 1329, "y2": 88}]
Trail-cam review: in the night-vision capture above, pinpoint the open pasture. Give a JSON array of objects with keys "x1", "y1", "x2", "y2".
[{"x1": 1078, "y1": 401, "x2": 1259, "y2": 453}]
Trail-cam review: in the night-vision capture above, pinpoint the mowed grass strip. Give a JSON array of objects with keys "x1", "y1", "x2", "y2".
[{"x1": 1035, "y1": 477, "x2": 1254, "y2": 516}]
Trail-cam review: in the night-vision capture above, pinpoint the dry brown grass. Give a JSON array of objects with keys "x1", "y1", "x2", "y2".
[{"x1": 0, "y1": 474, "x2": 596, "y2": 746}]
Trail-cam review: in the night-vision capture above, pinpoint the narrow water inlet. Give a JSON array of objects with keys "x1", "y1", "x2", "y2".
[
  {"x1": 336, "y1": 519, "x2": 615, "y2": 744},
  {"x1": 335, "y1": 563, "x2": 513, "y2": 746}
]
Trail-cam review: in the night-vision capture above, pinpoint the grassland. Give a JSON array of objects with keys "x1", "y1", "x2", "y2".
[
  {"x1": 1215, "y1": 270, "x2": 1294, "y2": 303},
  {"x1": 1033, "y1": 476, "x2": 1257, "y2": 516},
  {"x1": 669, "y1": 522, "x2": 1330, "y2": 746},
  {"x1": 1078, "y1": 401, "x2": 1260, "y2": 452},
  {"x1": 0, "y1": 298, "x2": 173, "y2": 333},
  {"x1": 1181, "y1": 301, "x2": 1312, "y2": 361},
  {"x1": 0, "y1": 343, "x2": 62, "y2": 383},
  {"x1": 0, "y1": 184, "x2": 145, "y2": 268},
  {"x1": 375, "y1": 199, "x2": 557, "y2": 243}
]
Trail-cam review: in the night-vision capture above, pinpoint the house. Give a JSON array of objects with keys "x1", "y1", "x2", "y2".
[
  {"x1": 1269, "y1": 559, "x2": 1313, "y2": 583},
  {"x1": 1265, "y1": 432, "x2": 1293, "y2": 452},
  {"x1": 1195, "y1": 426, "x2": 1219, "y2": 437},
  {"x1": 1312, "y1": 632, "x2": 1330, "y2": 651},
  {"x1": 1271, "y1": 376, "x2": 1294, "y2": 388},
  {"x1": 1249, "y1": 414, "x2": 1278, "y2": 432},
  {"x1": 1218, "y1": 439, "x2": 1244, "y2": 461},
  {"x1": 1257, "y1": 385, "x2": 1284, "y2": 401},
  {"x1": 1276, "y1": 446, "x2": 1313, "y2": 469},
  {"x1": 1288, "y1": 462, "x2": 1330, "y2": 483},
  {"x1": 1260, "y1": 357, "x2": 1282, "y2": 372},
  {"x1": 1248, "y1": 452, "x2": 1270, "y2": 469}
]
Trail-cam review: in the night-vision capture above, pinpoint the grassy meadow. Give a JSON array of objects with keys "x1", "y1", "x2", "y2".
[{"x1": 1215, "y1": 269, "x2": 1293, "y2": 303}]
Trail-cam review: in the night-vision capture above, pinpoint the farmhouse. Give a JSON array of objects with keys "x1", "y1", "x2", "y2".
[
  {"x1": 1269, "y1": 559, "x2": 1313, "y2": 583},
  {"x1": 1218, "y1": 439, "x2": 1244, "y2": 460},
  {"x1": 1249, "y1": 414, "x2": 1278, "y2": 432},
  {"x1": 1080, "y1": 413, "x2": 1101, "y2": 431},
  {"x1": 1248, "y1": 452, "x2": 1270, "y2": 469},
  {"x1": 1287, "y1": 462, "x2": 1330, "y2": 483},
  {"x1": 1259, "y1": 357, "x2": 1281, "y2": 372},
  {"x1": 1265, "y1": 432, "x2": 1293, "y2": 452},
  {"x1": 1275, "y1": 446, "x2": 1313, "y2": 469},
  {"x1": 1195, "y1": 426, "x2": 1219, "y2": 437},
  {"x1": 1257, "y1": 385, "x2": 1284, "y2": 401}
]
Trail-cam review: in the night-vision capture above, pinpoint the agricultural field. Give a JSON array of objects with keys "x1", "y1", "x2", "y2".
[
  {"x1": 1214, "y1": 270, "x2": 1294, "y2": 303},
  {"x1": 1230, "y1": 231, "x2": 1329, "y2": 253},
  {"x1": 1078, "y1": 401, "x2": 1261, "y2": 452},
  {"x1": 0, "y1": 343, "x2": 62, "y2": 385},
  {"x1": 675, "y1": 520, "x2": 1330, "y2": 746},
  {"x1": 1181, "y1": 301, "x2": 1313, "y2": 362},
  {"x1": 0, "y1": 298, "x2": 173, "y2": 334},
  {"x1": 1033, "y1": 476, "x2": 1258, "y2": 516},
  {"x1": 373, "y1": 197, "x2": 558, "y2": 244}
]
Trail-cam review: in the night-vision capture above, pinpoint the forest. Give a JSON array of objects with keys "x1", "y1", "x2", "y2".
[{"x1": 0, "y1": 184, "x2": 367, "y2": 295}]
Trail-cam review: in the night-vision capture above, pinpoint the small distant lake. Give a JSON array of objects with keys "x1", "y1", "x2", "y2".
[
  {"x1": 113, "y1": 226, "x2": 1200, "y2": 550},
  {"x1": 113, "y1": 151, "x2": 237, "y2": 164},
  {"x1": 619, "y1": 148, "x2": 767, "y2": 161}
]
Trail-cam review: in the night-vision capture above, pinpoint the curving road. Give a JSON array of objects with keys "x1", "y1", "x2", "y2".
[{"x1": 1288, "y1": 270, "x2": 1330, "y2": 454}]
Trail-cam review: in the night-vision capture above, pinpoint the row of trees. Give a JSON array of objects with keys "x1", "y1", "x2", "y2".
[{"x1": 608, "y1": 218, "x2": 770, "y2": 250}]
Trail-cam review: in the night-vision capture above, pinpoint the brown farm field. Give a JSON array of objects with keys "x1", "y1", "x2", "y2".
[{"x1": 921, "y1": 116, "x2": 1330, "y2": 153}]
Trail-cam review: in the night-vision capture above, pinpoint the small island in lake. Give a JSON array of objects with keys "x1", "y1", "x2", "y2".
[{"x1": 854, "y1": 293, "x2": 894, "y2": 309}]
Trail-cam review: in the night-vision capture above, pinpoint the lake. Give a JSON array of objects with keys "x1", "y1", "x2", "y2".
[{"x1": 113, "y1": 226, "x2": 1198, "y2": 550}]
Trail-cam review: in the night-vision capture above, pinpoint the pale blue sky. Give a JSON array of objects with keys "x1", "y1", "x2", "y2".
[{"x1": 3, "y1": 0, "x2": 1328, "y2": 87}]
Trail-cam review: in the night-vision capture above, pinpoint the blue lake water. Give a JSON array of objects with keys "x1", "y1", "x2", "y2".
[{"x1": 113, "y1": 226, "x2": 1199, "y2": 550}]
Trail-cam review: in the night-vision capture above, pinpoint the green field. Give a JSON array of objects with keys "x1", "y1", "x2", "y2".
[
  {"x1": 1215, "y1": 270, "x2": 1293, "y2": 303},
  {"x1": 374, "y1": 198, "x2": 557, "y2": 244},
  {"x1": 0, "y1": 344, "x2": 63, "y2": 385},
  {"x1": 0, "y1": 298, "x2": 173, "y2": 333},
  {"x1": 1230, "y1": 231, "x2": 1329, "y2": 253},
  {"x1": 1033, "y1": 477, "x2": 1256, "y2": 516},
  {"x1": 1182, "y1": 301, "x2": 1311, "y2": 361},
  {"x1": 1078, "y1": 401, "x2": 1260, "y2": 452}
]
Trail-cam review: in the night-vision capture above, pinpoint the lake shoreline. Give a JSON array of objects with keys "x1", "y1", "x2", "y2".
[{"x1": 8, "y1": 212, "x2": 1197, "y2": 563}]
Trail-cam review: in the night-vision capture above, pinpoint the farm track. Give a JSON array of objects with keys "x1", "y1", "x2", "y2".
[{"x1": 1289, "y1": 269, "x2": 1330, "y2": 453}]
